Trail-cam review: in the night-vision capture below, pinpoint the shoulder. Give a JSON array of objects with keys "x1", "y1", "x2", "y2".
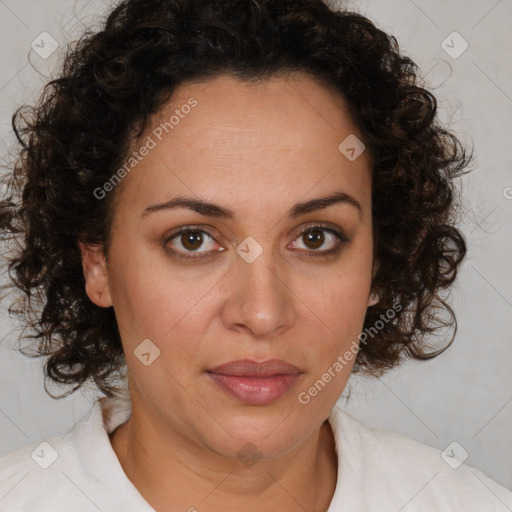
[
  {"x1": 0, "y1": 395, "x2": 148, "y2": 512},
  {"x1": 0, "y1": 429, "x2": 80, "y2": 510},
  {"x1": 0, "y1": 401, "x2": 114, "y2": 511},
  {"x1": 328, "y1": 406, "x2": 512, "y2": 511}
]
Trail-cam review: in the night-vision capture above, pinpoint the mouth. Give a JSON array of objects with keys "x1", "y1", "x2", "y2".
[{"x1": 206, "y1": 359, "x2": 303, "y2": 406}]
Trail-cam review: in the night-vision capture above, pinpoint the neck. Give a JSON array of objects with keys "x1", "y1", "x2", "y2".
[{"x1": 109, "y1": 403, "x2": 338, "y2": 512}]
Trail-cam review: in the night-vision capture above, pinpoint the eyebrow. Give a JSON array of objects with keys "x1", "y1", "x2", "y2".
[{"x1": 141, "y1": 190, "x2": 362, "y2": 220}]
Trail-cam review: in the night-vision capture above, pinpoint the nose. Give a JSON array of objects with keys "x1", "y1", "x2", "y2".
[{"x1": 220, "y1": 244, "x2": 297, "y2": 339}]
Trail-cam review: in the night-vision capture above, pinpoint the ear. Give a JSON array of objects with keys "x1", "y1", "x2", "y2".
[
  {"x1": 77, "y1": 241, "x2": 113, "y2": 308},
  {"x1": 367, "y1": 289, "x2": 380, "y2": 307}
]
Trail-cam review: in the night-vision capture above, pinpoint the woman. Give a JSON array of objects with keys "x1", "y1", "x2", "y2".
[{"x1": 0, "y1": 0, "x2": 510, "y2": 510}]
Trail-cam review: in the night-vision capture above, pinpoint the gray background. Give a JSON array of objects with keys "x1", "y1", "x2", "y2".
[{"x1": 0, "y1": 0, "x2": 511, "y2": 490}]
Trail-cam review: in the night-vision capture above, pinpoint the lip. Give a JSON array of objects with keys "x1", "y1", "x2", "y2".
[{"x1": 207, "y1": 359, "x2": 303, "y2": 405}]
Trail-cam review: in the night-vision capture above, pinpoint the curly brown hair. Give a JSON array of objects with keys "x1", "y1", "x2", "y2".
[{"x1": 0, "y1": 0, "x2": 471, "y2": 399}]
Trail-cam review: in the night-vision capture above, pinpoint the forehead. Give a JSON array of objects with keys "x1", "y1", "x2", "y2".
[
  {"x1": 114, "y1": 72, "x2": 371, "y2": 217},
  {"x1": 154, "y1": 71, "x2": 361, "y2": 147}
]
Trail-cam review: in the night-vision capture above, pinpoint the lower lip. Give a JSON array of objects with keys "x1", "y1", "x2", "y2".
[{"x1": 207, "y1": 372, "x2": 301, "y2": 405}]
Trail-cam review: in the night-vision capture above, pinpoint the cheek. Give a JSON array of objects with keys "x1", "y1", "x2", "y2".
[
  {"x1": 107, "y1": 244, "x2": 207, "y2": 342},
  {"x1": 108, "y1": 255, "x2": 232, "y2": 384},
  {"x1": 317, "y1": 249, "x2": 373, "y2": 316},
  {"x1": 115, "y1": 277, "x2": 206, "y2": 342},
  {"x1": 306, "y1": 280, "x2": 368, "y2": 359},
  {"x1": 304, "y1": 256, "x2": 373, "y2": 356},
  {"x1": 108, "y1": 264, "x2": 212, "y2": 392}
]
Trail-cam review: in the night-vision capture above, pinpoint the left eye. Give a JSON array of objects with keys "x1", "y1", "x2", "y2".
[{"x1": 290, "y1": 225, "x2": 347, "y2": 255}]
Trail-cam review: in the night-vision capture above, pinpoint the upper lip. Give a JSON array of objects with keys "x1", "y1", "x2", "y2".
[{"x1": 208, "y1": 359, "x2": 302, "y2": 377}]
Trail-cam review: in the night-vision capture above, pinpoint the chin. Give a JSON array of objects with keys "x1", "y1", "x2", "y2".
[{"x1": 196, "y1": 409, "x2": 313, "y2": 462}]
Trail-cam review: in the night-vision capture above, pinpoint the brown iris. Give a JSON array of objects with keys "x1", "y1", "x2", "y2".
[
  {"x1": 181, "y1": 230, "x2": 204, "y2": 251},
  {"x1": 303, "y1": 228, "x2": 324, "y2": 249}
]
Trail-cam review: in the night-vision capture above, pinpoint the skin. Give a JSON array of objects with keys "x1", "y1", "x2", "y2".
[{"x1": 79, "y1": 71, "x2": 377, "y2": 512}]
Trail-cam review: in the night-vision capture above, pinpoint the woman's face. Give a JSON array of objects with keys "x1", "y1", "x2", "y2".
[{"x1": 83, "y1": 72, "x2": 375, "y2": 460}]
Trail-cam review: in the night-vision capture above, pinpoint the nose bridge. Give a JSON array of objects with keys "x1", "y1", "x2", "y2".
[{"x1": 221, "y1": 236, "x2": 296, "y2": 337}]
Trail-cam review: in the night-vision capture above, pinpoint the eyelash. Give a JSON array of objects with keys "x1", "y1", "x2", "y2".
[{"x1": 164, "y1": 224, "x2": 350, "y2": 261}]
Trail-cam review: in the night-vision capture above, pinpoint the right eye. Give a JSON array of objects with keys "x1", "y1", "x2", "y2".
[{"x1": 164, "y1": 227, "x2": 225, "y2": 260}]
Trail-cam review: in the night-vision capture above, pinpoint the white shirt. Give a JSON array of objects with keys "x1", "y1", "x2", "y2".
[{"x1": 0, "y1": 391, "x2": 511, "y2": 511}]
